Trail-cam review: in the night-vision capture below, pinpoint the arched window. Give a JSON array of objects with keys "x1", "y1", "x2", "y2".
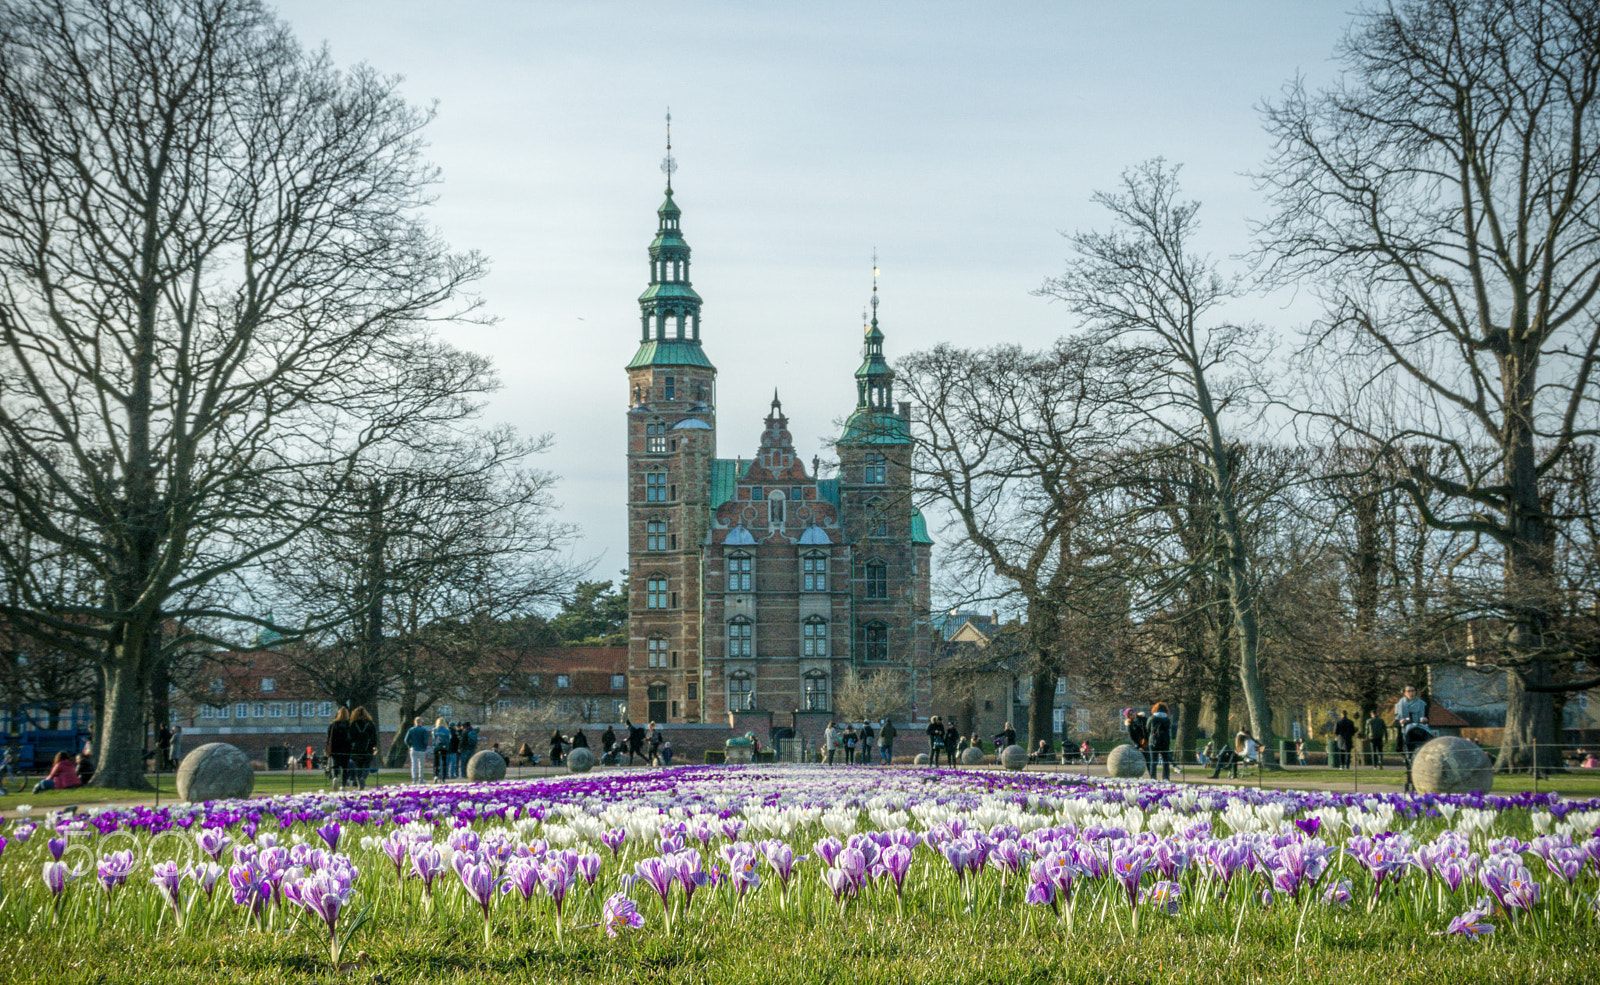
[
  {"x1": 803, "y1": 671, "x2": 829, "y2": 711},
  {"x1": 861, "y1": 559, "x2": 888, "y2": 599},
  {"x1": 728, "y1": 672, "x2": 754, "y2": 711},
  {"x1": 769, "y1": 490, "x2": 785, "y2": 526},
  {"x1": 857, "y1": 622, "x2": 889, "y2": 662},
  {"x1": 802, "y1": 552, "x2": 828, "y2": 592},
  {"x1": 646, "y1": 419, "x2": 666, "y2": 454},
  {"x1": 647, "y1": 636, "x2": 668, "y2": 668},
  {"x1": 647, "y1": 576, "x2": 669, "y2": 609},
  {"x1": 646, "y1": 519, "x2": 667, "y2": 551},
  {"x1": 646, "y1": 471, "x2": 667, "y2": 502},
  {"x1": 802, "y1": 617, "x2": 828, "y2": 658},
  {"x1": 728, "y1": 617, "x2": 753, "y2": 658},
  {"x1": 728, "y1": 553, "x2": 752, "y2": 592}
]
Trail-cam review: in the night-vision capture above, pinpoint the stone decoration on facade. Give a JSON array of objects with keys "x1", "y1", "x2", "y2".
[
  {"x1": 1000, "y1": 744, "x2": 1027, "y2": 771},
  {"x1": 466, "y1": 750, "x2": 507, "y2": 782},
  {"x1": 1411, "y1": 735, "x2": 1494, "y2": 794},
  {"x1": 566, "y1": 746, "x2": 596, "y2": 773},
  {"x1": 1106, "y1": 743, "x2": 1148, "y2": 778},
  {"x1": 175, "y1": 742, "x2": 254, "y2": 803}
]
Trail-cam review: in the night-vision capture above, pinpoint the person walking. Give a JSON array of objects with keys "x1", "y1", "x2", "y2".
[
  {"x1": 628, "y1": 721, "x2": 646, "y2": 765},
  {"x1": 823, "y1": 722, "x2": 839, "y2": 765},
  {"x1": 157, "y1": 724, "x2": 173, "y2": 771},
  {"x1": 326, "y1": 707, "x2": 353, "y2": 789},
  {"x1": 926, "y1": 716, "x2": 944, "y2": 764},
  {"x1": 601, "y1": 724, "x2": 617, "y2": 757},
  {"x1": 549, "y1": 729, "x2": 566, "y2": 767},
  {"x1": 1333, "y1": 711, "x2": 1357, "y2": 769},
  {"x1": 349, "y1": 706, "x2": 379, "y2": 789},
  {"x1": 878, "y1": 718, "x2": 896, "y2": 764},
  {"x1": 460, "y1": 721, "x2": 479, "y2": 768},
  {"x1": 1146, "y1": 703, "x2": 1176, "y2": 780},
  {"x1": 843, "y1": 722, "x2": 859, "y2": 765},
  {"x1": 1362, "y1": 710, "x2": 1388, "y2": 769},
  {"x1": 404, "y1": 716, "x2": 432, "y2": 783},
  {"x1": 943, "y1": 719, "x2": 961, "y2": 767},
  {"x1": 860, "y1": 720, "x2": 876, "y2": 764},
  {"x1": 648, "y1": 724, "x2": 664, "y2": 765}
]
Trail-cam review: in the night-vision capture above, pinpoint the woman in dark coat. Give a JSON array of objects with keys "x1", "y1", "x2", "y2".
[
  {"x1": 943, "y1": 720, "x2": 961, "y2": 766},
  {"x1": 326, "y1": 707, "x2": 353, "y2": 789},
  {"x1": 927, "y1": 716, "x2": 945, "y2": 763},
  {"x1": 348, "y1": 706, "x2": 379, "y2": 789},
  {"x1": 548, "y1": 730, "x2": 565, "y2": 766}
]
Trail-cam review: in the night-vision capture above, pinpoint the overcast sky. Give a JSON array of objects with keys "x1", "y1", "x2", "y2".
[{"x1": 269, "y1": 0, "x2": 1358, "y2": 597}]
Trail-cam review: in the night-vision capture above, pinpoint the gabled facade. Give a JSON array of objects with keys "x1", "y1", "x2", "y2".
[{"x1": 624, "y1": 160, "x2": 932, "y2": 725}]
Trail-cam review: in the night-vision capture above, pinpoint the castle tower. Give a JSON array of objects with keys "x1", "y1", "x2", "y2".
[
  {"x1": 626, "y1": 116, "x2": 715, "y2": 724},
  {"x1": 835, "y1": 263, "x2": 933, "y2": 716}
]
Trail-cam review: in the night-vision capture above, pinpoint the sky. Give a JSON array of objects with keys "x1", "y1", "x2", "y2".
[{"x1": 270, "y1": 0, "x2": 1358, "y2": 595}]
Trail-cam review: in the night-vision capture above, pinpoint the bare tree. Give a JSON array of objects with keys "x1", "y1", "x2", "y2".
[
  {"x1": 833, "y1": 668, "x2": 910, "y2": 724},
  {"x1": 1257, "y1": 0, "x2": 1600, "y2": 769},
  {"x1": 1037, "y1": 160, "x2": 1283, "y2": 762},
  {"x1": 898, "y1": 339, "x2": 1130, "y2": 752},
  {"x1": 0, "y1": 0, "x2": 488, "y2": 787}
]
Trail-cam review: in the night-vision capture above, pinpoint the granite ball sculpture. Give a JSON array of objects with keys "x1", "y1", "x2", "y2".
[
  {"x1": 176, "y1": 743, "x2": 254, "y2": 803},
  {"x1": 566, "y1": 746, "x2": 596, "y2": 773},
  {"x1": 1106, "y1": 742, "x2": 1148, "y2": 778},
  {"x1": 1411, "y1": 735, "x2": 1494, "y2": 794},
  {"x1": 466, "y1": 750, "x2": 507, "y2": 782},
  {"x1": 1000, "y1": 744, "x2": 1027, "y2": 771},
  {"x1": 960, "y1": 745, "x2": 986, "y2": 766}
]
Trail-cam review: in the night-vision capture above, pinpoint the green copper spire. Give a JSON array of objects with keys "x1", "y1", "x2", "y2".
[
  {"x1": 629, "y1": 110, "x2": 712, "y2": 371},
  {"x1": 841, "y1": 254, "x2": 908, "y2": 444}
]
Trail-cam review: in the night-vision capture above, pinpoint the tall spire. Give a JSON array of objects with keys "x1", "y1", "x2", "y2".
[
  {"x1": 840, "y1": 251, "x2": 908, "y2": 445},
  {"x1": 628, "y1": 110, "x2": 711, "y2": 371}
]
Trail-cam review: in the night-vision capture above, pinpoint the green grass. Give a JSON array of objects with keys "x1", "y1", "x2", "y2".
[{"x1": 4, "y1": 905, "x2": 1595, "y2": 985}]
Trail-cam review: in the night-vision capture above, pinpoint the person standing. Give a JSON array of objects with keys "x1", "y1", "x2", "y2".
[
  {"x1": 1124, "y1": 709, "x2": 1149, "y2": 775},
  {"x1": 628, "y1": 721, "x2": 646, "y2": 765},
  {"x1": 878, "y1": 718, "x2": 896, "y2": 764},
  {"x1": 404, "y1": 716, "x2": 432, "y2": 783},
  {"x1": 549, "y1": 729, "x2": 566, "y2": 767},
  {"x1": 460, "y1": 721, "x2": 479, "y2": 769},
  {"x1": 859, "y1": 720, "x2": 875, "y2": 764},
  {"x1": 349, "y1": 706, "x2": 379, "y2": 789},
  {"x1": 823, "y1": 722, "x2": 838, "y2": 765},
  {"x1": 943, "y1": 719, "x2": 961, "y2": 767},
  {"x1": 168, "y1": 725, "x2": 183, "y2": 770},
  {"x1": 1363, "y1": 711, "x2": 1388, "y2": 769},
  {"x1": 1393, "y1": 685, "x2": 1429, "y2": 758},
  {"x1": 647, "y1": 724, "x2": 664, "y2": 765},
  {"x1": 843, "y1": 722, "x2": 859, "y2": 765},
  {"x1": 601, "y1": 724, "x2": 616, "y2": 757},
  {"x1": 926, "y1": 716, "x2": 944, "y2": 764},
  {"x1": 1147, "y1": 703, "x2": 1176, "y2": 780},
  {"x1": 431, "y1": 718, "x2": 451, "y2": 781},
  {"x1": 571, "y1": 727, "x2": 589, "y2": 754},
  {"x1": 1333, "y1": 711, "x2": 1357, "y2": 769},
  {"x1": 326, "y1": 708, "x2": 353, "y2": 789}
]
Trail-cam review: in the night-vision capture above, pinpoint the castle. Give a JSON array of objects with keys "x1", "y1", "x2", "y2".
[{"x1": 624, "y1": 163, "x2": 932, "y2": 727}]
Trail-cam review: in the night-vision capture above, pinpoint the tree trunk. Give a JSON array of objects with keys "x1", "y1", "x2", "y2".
[
  {"x1": 1027, "y1": 662, "x2": 1057, "y2": 753},
  {"x1": 91, "y1": 636, "x2": 155, "y2": 790}
]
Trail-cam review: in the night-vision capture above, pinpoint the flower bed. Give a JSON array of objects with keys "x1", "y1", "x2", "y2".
[{"x1": 3, "y1": 766, "x2": 1597, "y2": 973}]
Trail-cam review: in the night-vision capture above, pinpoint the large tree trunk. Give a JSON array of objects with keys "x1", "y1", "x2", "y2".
[
  {"x1": 1027, "y1": 662, "x2": 1056, "y2": 753},
  {"x1": 91, "y1": 632, "x2": 155, "y2": 790}
]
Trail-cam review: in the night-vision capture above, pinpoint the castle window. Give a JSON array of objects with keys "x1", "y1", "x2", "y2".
[
  {"x1": 235, "y1": 702, "x2": 248, "y2": 718},
  {"x1": 870, "y1": 512, "x2": 888, "y2": 537},
  {"x1": 791, "y1": 486, "x2": 804, "y2": 500},
  {"x1": 803, "y1": 617, "x2": 828, "y2": 658},
  {"x1": 750, "y1": 486, "x2": 764, "y2": 501},
  {"x1": 647, "y1": 520, "x2": 667, "y2": 551},
  {"x1": 648, "y1": 636, "x2": 668, "y2": 667},
  {"x1": 858, "y1": 622, "x2": 889, "y2": 662},
  {"x1": 728, "y1": 553, "x2": 752, "y2": 592},
  {"x1": 648, "y1": 683, "x2": 669, "y2": 722},
  {"x1": 865, "y1": 453, "x2": 887, "y2": 484},
  {"x1": 646, "y1": 472, "x2": 667, "y2": 502},
  {"x1": 728, "y1": 617, "x2": 753, "y2": 658},
  {"x1": 728, "y1": 673, "x2": 754, "y2": 711},
  {"x1": 664, "y1": 376, "x2": 676, "y2": 400},
  {"x1": 863, "y1": 560, "x2": 888, "y2": 599},
  {"x1": 646, "y1": 419, "x2": 666, "y2": 454},
  {"x1": 769, "y1": 491, "x2": 785, "y2": 526},
  {"x1": 647, "y1": 577, "x2": 669, "y2": 609},
  {"x1": 804, "y1": 671, "x2": 829, "y2": 711},
  {"x1": 802, "y1": 552, "x2": 828, "y2": 592}
]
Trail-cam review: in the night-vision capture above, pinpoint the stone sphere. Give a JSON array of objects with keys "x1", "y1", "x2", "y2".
[
  {"x1": 960, "y1": 745, "x2": 986, "y2": 766},
  {"x1": 1106, "y1": 743, "x2": 1148, "y2": 778},
  {"x1": 566, "y1": 746, "x2": 596, "y2": 773},
  {"x1": 175, "y1": 742, "x2": 254, "y2": 803},
  {"x1": 1000, "y1": 744, "x2": 1028, "y2": 771},
  {"x1": 1412, "y1": 735, "x2": 1493, "y2": 794},
  {"x1": 466, "y1": 750, "x2": 506, "y2": 782},
  {"x1": 913, "y1": 752, "x2": 931, "y2": 765}
]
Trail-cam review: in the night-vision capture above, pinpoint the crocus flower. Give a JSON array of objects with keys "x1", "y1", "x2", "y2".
[
  {"x1": 502, "y1": 856, "x2": 540, "y2": 901},
  {"x1": 1443, "y1": 898, "x2": 1495, "y2": 940},
  {"x1": 632, "y1": 856, "x2": 677, "y2": 911},
  {"x1": 42, "y1": 860, "x2": 76, "y2": 899},
  {"x1": 195, "y1": 827, "x2": 230, "y2": 861},
  {"x1": 317, "y1": 822, "x2": 341, "y2": 851},
  {"x1": 1140, "y1": 880, "x2": 1183, "y2": 915},
  {"x1": 228, "y1": 863, "x2": 272, "y2": 920},
  {"x1": 47, "y1": 837, "x2": 66, "y2": 860},
  {"x1": 409, "y1": 843, "x2": 445, "y2": 897},
  {"x1": 1321, "y1": 879, "x2": 1353, "y2": 909},
  {"x1": 187, "y1": 861, "x2": 224, "y2": 900},
  {"x1": 1480, "y1": 856, "x2": 1540, "y2": 914},
  {"x1": 287, "y1": 866, "x2": 358, "y2": 967},
  {"x1": 97, "y1": 850, "x2": 136, "y2": 894},
  {"x1": 877, "y1": 844, "x2": 913, "y2": 896},
  {"x1": 601, "y1": 892, "x2": 645, "y2": 937},
  {"x1": 602, "y1": 828, "x2": 627, "y2": 857},
  {"x1": 1111, "y1": 848, "x2": 1150, "y2": 908},
  {"x1": 150, "y1": 860, "x2": 185, "y2": 918},
  {"x1": 457, "y1": 858, "x2": 498, "y2": 944}
]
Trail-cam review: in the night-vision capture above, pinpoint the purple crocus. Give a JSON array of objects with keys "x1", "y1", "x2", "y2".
[
  {"x1": 813, "y1": 837, "x2": 844, "y2": 867},
  {"x1": 228, "y1": 863, "x2": 272, "y2": 921},
  {"x1": 632, "y1": 856, "x2": 677, "y2": 911},
  {"x1": 194, "y1": 827, "x2": 230, "y2": 861},
  {"x1": 1480, "y1": 856, "x2": 1540, "y2": 915},
  {"x1": 96, "y1": 850, "x2": 136, "y2": 894},
  {"x1": 409, "y1": 843, "x2": 445, "y2": 898},
  {"x1": 601, "y1": 892, "x2": 645, "y2": 937},
  {"x1": 456, "y1": 859, "x2": 499, "y2": 943},
  {"x1": 1111, "y1": 848, "x2": 1150, "y2": 908},
  {"x1": 601, "y1": 828, "x2": 627, "y2": 857},
  {"x1": 877, "y1": 844, "x2": 913, "y2": 897},
  {"x1": 47, "y1": 837, "x2": 67, "y2": 860},
  {"x1": 1442, "y1": 898, "x2": 1495, "y2": 940},
  {"x1": 150, "y1": 860, "x2": 185, "y2": 919},
  {"x1": 316, "y1": 822, "x2": 341, "y2": 851},
  {"x1": 502, "y1": 856, "x2": 540, "y2": 901},
  {"x1": 41, "y1": 860, "x2": 76, "y2": 902},
  {"x1": 187, "y1": 861, "x2": 224, "y2": 900},
  {"x1": 287, "y1": 866, "x2": 357, "y2": 967},
  {"x1": 1139, "y1": 880, "x2": 1183, "y2": 915}
]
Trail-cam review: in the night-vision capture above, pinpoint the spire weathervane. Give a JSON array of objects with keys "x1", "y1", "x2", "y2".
[
  {"x1": 661, "y1": 109, "x2": 677, "y2": 192},
  {"x1": 870, "y1": 248, "x2": 880, "y2": 326}
]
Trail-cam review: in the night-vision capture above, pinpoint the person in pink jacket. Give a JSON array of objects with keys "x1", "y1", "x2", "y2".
[{"x1": 32, "y1": 751, "x2": 81, "y2": 793}]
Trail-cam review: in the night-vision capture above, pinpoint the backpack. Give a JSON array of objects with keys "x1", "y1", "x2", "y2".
[
  {"x1": 464, "y1": 728, "x2": 478, "y2": 751},
  {"x1": 1149, "y1": 716, "x2": 1170, "y2": 748}
]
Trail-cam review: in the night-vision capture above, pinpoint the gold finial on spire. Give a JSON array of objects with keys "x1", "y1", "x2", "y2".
[
  {"x1": 661, "y1": 108, "x2": 677, "y2": 192},
  {"x1": 870, "y1": 248, "x2": 880, "y2": 325}
]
